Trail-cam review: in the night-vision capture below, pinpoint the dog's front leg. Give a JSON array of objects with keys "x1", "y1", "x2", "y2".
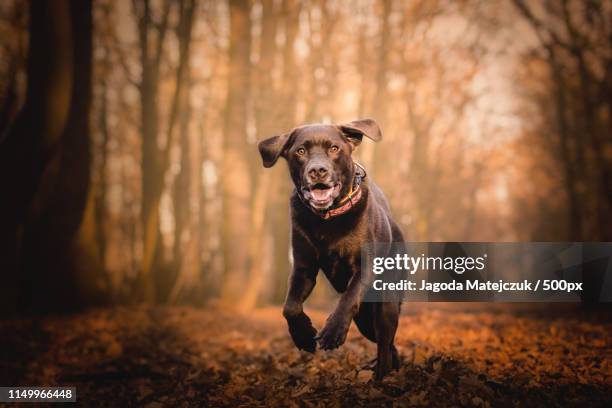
[
  {"x1": 283, "y1": 231, "x2": 319, "y2": 353},
  {"x1": 316, "y1": 270, "x2": 366, "y2": 350},
  {"x1": 283, "y1": 269, "x2": 318, "y2": 353}
]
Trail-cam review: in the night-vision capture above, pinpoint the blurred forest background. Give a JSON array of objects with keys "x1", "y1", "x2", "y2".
[{"x1": 0, "y1": 0, "x2": 611, "y2": 314}]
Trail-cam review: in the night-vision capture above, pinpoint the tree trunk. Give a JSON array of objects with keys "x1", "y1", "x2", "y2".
[
  {"x1": 547, "y1": 48, "x2": 582, "y2": 240},
  {"x1": 95, "y1": 77, "x2": 110, "y2": 279},
  {"x1": 238, "y1": 0, "x2": 279, "y2": 310},
  {"x1": 0, "y1": 0, "x2": 103, "y2": 312},
  {"x1": 0, "y1": 0, "x2": 73, "y2": 314},
  {"x1": 254, "y1": 0, "x2": 278, "y2": 138},
  {"x1": 165, "y1": 0, "x2": 197, "y2": 303},
  {"x1": 271, "y1": 0, "x2": 300, "y2": 303},
  {"x1": 364, "y1": 0, "x2": 391, "y2": 176},
  {"x1": 221, "y1": 0, "x2": 252, "y2": 303},
  {"x1": 239, "y1": 167, "x2": 276, "y2": 311},
  {"x1": 134, "y1": 0, "x2": 175, "y2": 302}
]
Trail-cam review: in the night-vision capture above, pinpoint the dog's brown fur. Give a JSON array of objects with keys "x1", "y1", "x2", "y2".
[{"x1": 258, "y1": 118, "x2": 404, "y2": 379}]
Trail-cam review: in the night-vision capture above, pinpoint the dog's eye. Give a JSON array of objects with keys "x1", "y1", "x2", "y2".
[
  {"x1": 329, "y1": 145, "x2": 339, "y2": 153},
  {"x1": 296, "y1": 147, "x2": 306, "y2": 156}
]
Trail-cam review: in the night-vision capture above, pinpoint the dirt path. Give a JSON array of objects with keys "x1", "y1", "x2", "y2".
[{"x1": 0, "y1": 305, "x2": 610, "y2": 407}]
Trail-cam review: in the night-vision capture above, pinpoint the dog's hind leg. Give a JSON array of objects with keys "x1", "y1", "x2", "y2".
[
  {"x1": 353, "y1": 302, "x2": 376, "y2": 342},
  {"x1": 373, "y1": 301, "x2": 400, "y2": 380},
  {"x1": 355, "y1": 302, "x2": 401, "y2": 372},
  {"x1": 391, "y1": 344, "x2": 400, "y2": 369},
  {"x1": 354, "y1": 303, "x2": 379, "y2": 370}
]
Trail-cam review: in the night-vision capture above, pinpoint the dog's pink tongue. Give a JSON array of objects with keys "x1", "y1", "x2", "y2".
[{"x1": 311, "y1": 188, "x2": 332, "y2": 201}]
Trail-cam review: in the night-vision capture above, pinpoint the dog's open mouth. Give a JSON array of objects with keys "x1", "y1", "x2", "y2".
[{"x1": 303, "y1": 183, "x2": 341, "y2": 210}]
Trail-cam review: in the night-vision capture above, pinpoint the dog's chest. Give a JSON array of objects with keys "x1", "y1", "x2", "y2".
[
  {"x1": 298, "y1": 210, "x2": 367, "y2": 292},
  {"x1": 315, "y1": 236, "x2": 360, "y2": 293},
  {"x1": 318, "y1": 251, "x2": 353, "y2": 293}
]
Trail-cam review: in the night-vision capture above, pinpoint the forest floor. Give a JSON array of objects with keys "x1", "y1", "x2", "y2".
[{"x1": 1, "y1": 304, "x2": 611, "y2": 407}]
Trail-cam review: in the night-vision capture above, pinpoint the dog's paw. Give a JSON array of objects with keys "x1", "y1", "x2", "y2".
[
  {"x1": 374, "y1": 357, "x2": 392, "y2": 381},
  {"x1": 315, "y1": 316, "x2": 350, "y2": 350},
  {"x1": 287, "y1": 313, "x2": 318, "y2": 353}
]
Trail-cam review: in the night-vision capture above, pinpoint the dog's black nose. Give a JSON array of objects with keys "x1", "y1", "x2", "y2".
[{"x1": 308, "y1": 165, "x2": 328, "y2": 181}]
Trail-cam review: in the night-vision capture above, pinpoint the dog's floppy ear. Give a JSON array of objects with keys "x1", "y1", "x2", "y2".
[
  {"x1": 339, "y1": 118, "x2": 382, "y2": 147},
  {"x1": 257, "y1": 130, "x2": 295, "y2": 168}
]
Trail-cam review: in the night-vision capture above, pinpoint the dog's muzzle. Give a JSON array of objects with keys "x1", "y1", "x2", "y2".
[{"x1": 301, "y1": 182, "x2": 342, "y2": 210}]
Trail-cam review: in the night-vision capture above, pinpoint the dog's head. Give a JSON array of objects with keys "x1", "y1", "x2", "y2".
[{"x1": 258, "y1": 118, "x2": 382, "y2": 211}]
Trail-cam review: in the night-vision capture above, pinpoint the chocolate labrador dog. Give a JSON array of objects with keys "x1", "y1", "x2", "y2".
[{"x1": 258, "y1": 118, "x2": 404, "y2": 379}]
